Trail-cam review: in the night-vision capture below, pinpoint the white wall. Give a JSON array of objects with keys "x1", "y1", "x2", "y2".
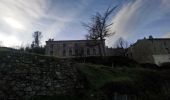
[{"x1": 153, "y1": 54, "x2": 170, "y2": 66}]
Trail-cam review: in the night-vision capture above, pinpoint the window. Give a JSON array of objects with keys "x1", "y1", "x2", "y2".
[
  {"x1": 93, "y1": 48, "x2": 96, "y2": 55},
  {"x1": 166, "y1": 48, "x2": 170, "y2": 54},
  {"x1": 80, "y1": 47, "x2": 84, "y2": 56},
  {"x1": 69, "y1": 48, "x2": 72, "y2": 56},
  {"x1": 63, "y1": 50, "x2": 66, "y2": 56},
  {"x1": 50, "y1": 44, "x2": 53, "y2": 49},
  {"x1": 75, "y1": 49, "x2": 78, "y2": 56},
  {"x1": 50, "y1": 44, "x2": 54, "y2": 55},
  {"x1": 63, "y1": 43, "x2": 66, "y2": 48},
  {"x1": 87, "y1": 48, "x2": 90, "y2": 55},
  {"x1": 74, "y1": 43, "x2": 78, "y2": 47},
  {"x1": 50, "y1": 51, "x2": 53, "y2": 55},
  {"x1": 164, "y1": 42, "x2": 167, "y2": 46}
]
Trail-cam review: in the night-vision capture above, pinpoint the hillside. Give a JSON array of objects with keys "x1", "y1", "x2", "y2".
[
  {"x1": 76, "y1": 64, "x2": 170, "y2": 100},
  {"x1": 0, "y1": 48, "x2": 170, "y2": 100}
]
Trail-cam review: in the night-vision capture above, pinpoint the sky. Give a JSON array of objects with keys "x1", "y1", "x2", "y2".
[{"x1": 0, "y1": 0, "x2": 170, "y2": 48}]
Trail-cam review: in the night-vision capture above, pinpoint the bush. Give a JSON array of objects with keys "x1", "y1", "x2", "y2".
[
  {"x1": 141, "y1": 63, "x2": 159, "y2": 69},
  {"x1": 159, "y1": 62, "x2": 170, "y2": 69},
  {"x1": 24, "y1": 46, "x2": 45, "y2": 55},
  {"x1": 72, "y1": 56, "x2": 138, "y2": 67}
]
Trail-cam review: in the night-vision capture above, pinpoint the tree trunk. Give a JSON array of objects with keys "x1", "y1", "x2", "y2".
[
  {"x1": 101, "y1": 39, "x2": 106, "y2": 56},
  {"x1": 99, "y1": 38, "x2": 106, "y2": 57},
  {"x1": 98, "y1": 43, "x2": 103, "y2": 57}
]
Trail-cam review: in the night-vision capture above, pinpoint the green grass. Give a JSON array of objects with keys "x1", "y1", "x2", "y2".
[
  {"x1": 0, "y1": 48, "x2": 169, "y2": 100},
  {"x1": 30, "y1": 95, "x2": 84, "y2": 100},
  {"x1": 76, "y1": 63, "x2": 166, "y2": 98},
  {"x1": 77, "y1": 64, "x2": 131, "y2": 89}
]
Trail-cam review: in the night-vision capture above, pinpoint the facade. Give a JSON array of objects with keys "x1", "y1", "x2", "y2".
[
  {"x1": 45, "y1": 39, "x2": 106, "y2": 58},
  {"x1": 127, "y1": 37, "x2": 170, "y2": 65}
]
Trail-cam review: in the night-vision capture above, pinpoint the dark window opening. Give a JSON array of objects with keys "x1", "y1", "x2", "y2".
[
  {"x1": 50, "y1": 44, "x2": 53, "y2": 49},
  {"x1": 131, "y1": 53, "x2": 133, "y2": 58},
  {"x1": 74, "y1": 43, "x2": 78, "y2": 47},
  {"x1": 80, "y1": 48, "x2": 84, "y2": 56},
  {"x1": 93, "y1": 48, "x2": 96, "y2": 55},
  {"x1": 87, "y1": 48, "x2": 90, "y2": 55},
  {"x1": 69, "y1": 48, "x2": 72, "y2": 56},
  {"x1": 164, "y1": 42, "x2": 167, "y2": 46},
  {"x1": 63, "y1": 43, "x2": 66, "y2": 48},
  {"x1": 75, "y1": 49, "x2": 78, "y2": 56},
  {"x1": 50, "y1": 51, "x2": 53, "y2": 55},
  {"x1": 166, "y1": 48, "x2": 170, "y2": 54},
  {"x1": 63, "y1": 50, "x2": 66, "y2": 56}
]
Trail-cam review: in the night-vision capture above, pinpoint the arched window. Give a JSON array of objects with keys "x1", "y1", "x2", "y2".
[
  {"x1": 75, "y1": 49, "x2": 78, "y2": 56},
  {"x1": 80, "y1": 47, "x2": 84, "y2": 56},
  {"x1": 87, "y1": 48, "x2": 90, "y2": 55},
  {"x1": 50, "y1": 44, "x2": 53, "y2": 49},
  {"x1": 69, "y1": 48, "x2": 72, "y2": 56},
  {"x1": 93, "y1": 48, "x2": 96, "y2": 55},
  {"x1": 50, "y1": 50, "x2": 53, "y2": 55},
  {"x1": 63, "y1": 43, "x2": 66, "y2": 48},
  {"x1": 63, "y1": 50, "x2": 66, "y2": 56},
  {"x1": 74, "y1": 43, "x2": 78, "y2": 47}
]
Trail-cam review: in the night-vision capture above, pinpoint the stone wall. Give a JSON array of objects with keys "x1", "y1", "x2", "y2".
[{"x1": 0, "y1": 51, "x2": 81, "y2": 99}]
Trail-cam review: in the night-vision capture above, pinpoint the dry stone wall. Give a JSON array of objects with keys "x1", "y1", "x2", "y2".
[{"x1": 0, "y1": 51, "x2": 81, "y2": 99}]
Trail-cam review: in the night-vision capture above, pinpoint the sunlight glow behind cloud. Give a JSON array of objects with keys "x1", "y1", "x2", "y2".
[
  {"x1": 3, "y1": 17, "x2": 25, "y2": 30},
  {"x1": 0, "y1": 32, "x2": 21, "y2": 47}
]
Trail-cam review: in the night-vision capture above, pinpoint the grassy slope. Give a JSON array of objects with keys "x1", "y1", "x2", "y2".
[
  {"x1": 76, "y1": 63, "x2": 170, "y2": 100},
  {"x1": 0, "y1": 47, "x2": 60, "y2": 61},
  {"x1": 77, "y1": 64, "x2": 131, "y2": 89},
  {"x1": 0, "y1": 47, "x2": 170, "y2": 100}
]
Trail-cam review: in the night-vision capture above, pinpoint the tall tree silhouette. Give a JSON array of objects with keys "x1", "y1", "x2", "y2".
[
  {"x1": 32, "y1": 31, "x2": 42, "y2": 48},
  {"x1": 83, "y1": 6, "x2": 117, "y2": 56}
]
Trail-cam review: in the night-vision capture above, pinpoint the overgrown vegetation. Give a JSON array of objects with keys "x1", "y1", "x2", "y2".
[
  {"x1": 0, "y1": 48, "x2": 170, "y2": 100},
  {"x1": 72, "y1": 56, "x2": 138, "y2": 67},
  {"x1": 19, "y1": 31, "x2": 45, "y2": 55},
  {"x1": 76, "y1": 64, "x2": 170, "y2": 100}
]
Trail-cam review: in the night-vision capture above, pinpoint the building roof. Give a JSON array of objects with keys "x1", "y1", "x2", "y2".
[
  {"x1": 147, "y1": 38, "x2": 170, "y2": 40},
  {"x1": 138, "y1": 38, "x2": 170, "y2": 41},
  {"x1": 136, "y1": 38, "x2": 170, "y2": 43},
  {"x1": 129, "y1": 38, "x2": 170, "y2": 47},
  {"x1": 46, "y1": 39, "x2": 105, "y2": 43}
]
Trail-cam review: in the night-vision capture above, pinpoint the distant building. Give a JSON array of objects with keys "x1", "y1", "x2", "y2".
[
  {"x1": 127, "y1": 37, "x2": 170, "y2": 65},
  {"x1": 45, "y1": 39, "x2": 106, "y2": 58}
]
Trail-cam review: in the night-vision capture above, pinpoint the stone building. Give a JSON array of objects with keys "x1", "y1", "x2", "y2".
[
  {"x1": 45, "y1": 39, "x2": 106, "y2": 58},
  {"x1": 127, "y1": 37, "x2": 170, "y2": 65}
]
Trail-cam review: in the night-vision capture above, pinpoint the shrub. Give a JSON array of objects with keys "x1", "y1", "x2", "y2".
[
  {"x1": 141, "y1": 63, "x2": 159, "y2": 69},
  {"x1": 72, "y1": 56, "x2": 138, "y2": 67},
  {"x1": 159, "y1": 62, "x2": 170, "y2": 69}
]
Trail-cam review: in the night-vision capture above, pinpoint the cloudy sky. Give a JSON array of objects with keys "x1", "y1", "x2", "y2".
[{"x1": 0, "y1": 0, "x2": 170, "y2": 47}]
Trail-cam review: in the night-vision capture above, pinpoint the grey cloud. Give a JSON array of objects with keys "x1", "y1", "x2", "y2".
[{"x1": 106, "y1": 0, "x2": 170, "y2": 47}]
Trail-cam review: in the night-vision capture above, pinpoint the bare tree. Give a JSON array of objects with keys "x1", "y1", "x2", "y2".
[
  {"x1": 115, "y1": 37, "x2": 129, "y2": 49},
  {"x1": 32, "y1": 31, "x2": 42, "y2": 48},
  {"x1": 83, "y1": 6, "x2": 117, "y2": 56}
]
